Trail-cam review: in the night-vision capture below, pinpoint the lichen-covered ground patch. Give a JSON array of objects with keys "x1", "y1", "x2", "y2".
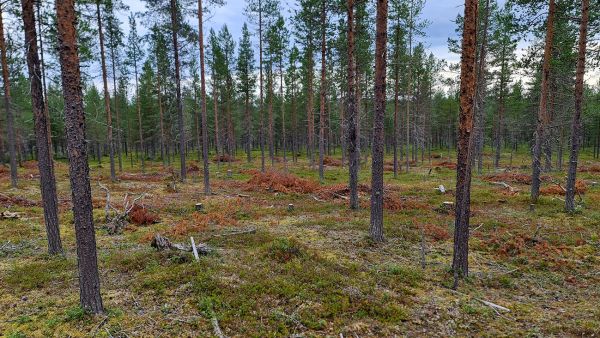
[{"x1": 1, "y1": 151, "x2": 599, "y2": 337}]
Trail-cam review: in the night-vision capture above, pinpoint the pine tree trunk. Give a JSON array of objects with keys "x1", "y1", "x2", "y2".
[
  {"x1": 22, "y1": 0, "x2": 62, "y2": 255},
  {"x1": 280, "y1": 57, "x2": 287, "y2": 167},
  {"x1": 55, "y1": 0, "x2": 103, "y2": 313},
  {"x1": 473, "y1": 0, "x2": 490, "y2": 174},
  {"x1": 170, "y1": 0, "x2": 186, "y2": 180},
  {"x1": 393, "y1": 22, "x2": 400, "y2": 178},
  {"x1": 452, "y1": 0, "x2": 478, "y2": 282},
  {"x1": 531, "y1": 0, "x2": 556, "y2": 203},
  {"x1": 565, "y1": 0, "x2": 589, "y2": 212},
  {"x1": 258, "y1": 1, "x2": 266, "y2": 173},
  {"x1": 268, "y1": 67, "x2": 274, "y2": 166},
  {"x1": 369, "y1": 0, "x2": 388, "y2": 242},
  {"x1": 198, "y1": 0, "x2": 210, "y2": 194},
  {"x1": 0, "y1": 4, "x2": 17, "y2": 187},
  {"x1": 96, "y1": 1, "x2": 115, "y2": 182},
  {"x1": 307, "y1": 46, "x2": 315, "y2": 169},
  {"x1": 347, "y1": 0, "x2": 359, "y2": 210},
  {"x1": 318, "y1": 0, "x2": 326, "y2": 182}
]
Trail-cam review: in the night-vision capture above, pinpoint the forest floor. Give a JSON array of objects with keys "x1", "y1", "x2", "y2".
[{"x1": 1, "y1": 150, "x2": 599, "y2": 337}]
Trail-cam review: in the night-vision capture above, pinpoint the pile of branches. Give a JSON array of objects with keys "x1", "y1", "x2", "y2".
[{"x1": 98, "y1": 183, "x2": 155, "y2": 234}]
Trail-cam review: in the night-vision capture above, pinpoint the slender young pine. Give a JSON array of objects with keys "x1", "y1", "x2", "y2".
[
  {"x1": 452, "y1": 0, "x2": 478, "y2": 285},
  {"x1": 565, "y1": 0, "x2": 590, "y2": 212}
]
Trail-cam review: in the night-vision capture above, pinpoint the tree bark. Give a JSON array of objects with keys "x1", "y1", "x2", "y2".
[
  {"x1": 565, "y1": 0, "x2": 589, "y2": 212},
  {"x1": 452, "y1": 0, "x2": 478, "y2": 282},
  {"x1": 170, "y1": 0, "x2": 186, "y2": 180},
  {"x1": 96, "y1": 0, "x2": 115, "y2": 182},
  {"x1": 346, "y1": 0, "x2": 359, "y2": 210},
  {"x1": 21, "y1": 0, "x2": 63, "y2": 255},
  {"x1": 531, "y1": 0, "x2": 556, "y2": 203},
  {"x1": 55, "y1": 0, "x2": 103, "y2": 313},
  {"x1": 198, "y1": 0, "x2": 210, "y2": 194},
  {"x1": 318, "y1": 0, "x2": 326, "y2": 182},
  {"x1": 0, "y1": 4, "x2": 17, "y2": 187},
  {"x1": 473, "y1": 0, "x2": 490, "y2": 174},
  {"x1": 258, "y1": 0, "x2": 266, "y2": 172},
  {"x1": 369, "y1": 0, "x2": 388, "y2": 242}
]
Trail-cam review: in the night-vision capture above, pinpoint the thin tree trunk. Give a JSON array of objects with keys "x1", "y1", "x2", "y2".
[
  {"x1": 258, "y1": 0, "x2": 265, "y2": 172},
  {"x1": 565, "y1": 0, "x2": 589, "y2": 212},
  {"x1": 370, "y1": 0, "x2": 388, "y2": 242},
  {"x1": 55, "y1": 0, "x2": 103, "y2": 313},
  {"x1": 347, "y1": 0, "x2": 359, "y2": 210},
  {"x1": 268, "y1": 66, "x2": 274, "y2": 166},
  {"x1": 280, "y1": 55, "x2": 286, "y2": 168},
  {"x1": 405, "y1": 8, "x2": 413, "y2": 173},
  {"x1": 171, "y1": 0, "x2": 186, "y2": 180},
  {"x1": 531, "y1": 0, "x2": 556, "y2": 203},
  {"x1": 22, "y1": 0, "x2": 62, "y2": 255},
  {"x1": 452, "y1": 0, "x2": 478, "y2": 284},
  {"x1": 318, "y1": 0, "x2": 326, "y2": 182},
  {"x1": 198, "y1": 0, "x2": 210, "y2": 194},
  {"x1": 307, "y1": 44, "x2": 315, "y2": 169},
  {"x1": 474, "y1": 0, "x2": 490, "y2": 174},
  {"x1": 96, "y1": 0, "x2": 115, "y2": 182},
  {"x1": 393, "y1": 21, "x2": 400, "y2": 178},
  {"x1": 0, "y1": 4, "x2": 17, "y2": 187}
]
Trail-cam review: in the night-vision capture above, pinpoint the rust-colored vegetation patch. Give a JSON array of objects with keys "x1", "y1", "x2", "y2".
[
  {"x1": 578, "y1": 164, "x2": 600, "y2": 173},
  {"x1": 540, "y1": 180, "x2": 587, "y2": 195},
  {"x1": 316, "y1": 183, "x2": 371, "y2": 200},
  {"x1": 433, "y1": 161, "x2": 457, "y2": 169},
  {"x1": 244, "y1": 170, "x2": 319, "y2": 194},
  {"x1": 323, "y1": 156, "x2": 342, "y2": 166},
  {"x1": 129, "y1": 204, "x2": 160, "y2": 226},
  {"x1": 482, "y1": 172, "x2": 551, "y2": 185},
  {"x1": 167, "y1": 207, "x2": 239, "y2": 237},
  {"x1": 423, "y1": 224, "x2": 450, "y2": 241},
  {"x1": 213, "y1": 154, "x2": 239, "y2": 163},
  {"x1": 118, "y1": 172, "x2": 165, "y2": 182},
  {"x1": 0, "y1": 193, "x2": 39, "y2": 207}
]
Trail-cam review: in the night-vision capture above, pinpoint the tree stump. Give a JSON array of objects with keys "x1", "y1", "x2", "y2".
[{"x1": 195, "y1": 203, "x2": 204, "y2": 212}]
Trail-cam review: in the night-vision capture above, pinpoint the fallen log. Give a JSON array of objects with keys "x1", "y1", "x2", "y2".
[{"x1": 151, "y1": 233, "x2": 211, "y2": 255}]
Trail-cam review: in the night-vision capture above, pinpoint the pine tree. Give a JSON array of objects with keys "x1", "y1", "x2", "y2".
[
  {"x1": 565, "y1": 0, "x2": 590, "y2": 212},
  {"x1": 21, "y1": 0, "x2": 63, "y2": 255},
  {"x1": 452, "y1": 0, "x2": 478, "y2": 285},
  {"x1": 531, "y1": 0, "x2": 556, "y2": 203},
  {"x1": 237, "y1": 23, "x2": 256, "y2": 163},
  {"x1": 0, "y1": 3, "x2": 17, "y2": 187},
  {"x1": 126, "y1": 14, "x2": 146, "y2": 172},
  {"x1": 55, "y1": 0, "x2": 104, "y2": 313},
  {"x1": 370, "y1": 0, "x2": 389, "y2": 242}
]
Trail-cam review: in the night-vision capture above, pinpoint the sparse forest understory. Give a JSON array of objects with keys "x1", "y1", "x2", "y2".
[
  {"x1": 1, "y1": 149, "x2": 600, "y2": 336},
  {"x1": 0, "y1": 0, "x2": 600, "y2": 336}
]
